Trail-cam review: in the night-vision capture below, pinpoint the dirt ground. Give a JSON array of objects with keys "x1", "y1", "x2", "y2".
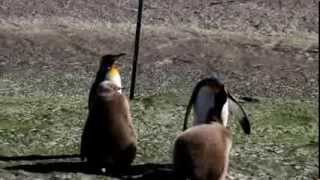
[
  {"x1": 0, "y1": 0, "x2": 318, "y2": 99},
  {"x1": 0, "y1": 0, "x2": 318, "y2": 179}
]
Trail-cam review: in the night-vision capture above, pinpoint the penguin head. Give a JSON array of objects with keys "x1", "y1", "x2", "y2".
[
  {"x1": 100, "y1": 53, "x2": 126, "y2": 71},
  {"x1": 99, "y1": 53, "x2": 125, "y2": 92}
]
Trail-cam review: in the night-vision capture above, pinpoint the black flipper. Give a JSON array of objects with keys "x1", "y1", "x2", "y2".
[
  {"x1": 227, "y1": 91, "x2": 251, "y2": 135},
  {"x1": 182, "y1": 92, "x2": 196, "y2": 131}
]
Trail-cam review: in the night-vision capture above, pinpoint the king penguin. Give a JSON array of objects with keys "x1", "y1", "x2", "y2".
[
  {"x1": 182, "y1": 76, "x2": 251, "y2": 134},
  {"x1": 80, "y1": 53, "x2": 137, "y2": 173}
]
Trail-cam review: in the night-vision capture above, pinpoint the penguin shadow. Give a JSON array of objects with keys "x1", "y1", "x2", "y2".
[
  {"x1": 1, "y1": 155, "x2": 175, "y2": 180},
  {"x1": 122, "y1": 163, "x2": 175, "y2": 180}
]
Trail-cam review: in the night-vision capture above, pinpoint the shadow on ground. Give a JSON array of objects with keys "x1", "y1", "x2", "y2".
[
  {"x1": 0, "y1": 155, "x2": 81, "y2": 161},
  {"x1": 2, "y1": 155, "x2": 175, "y2": 180}
]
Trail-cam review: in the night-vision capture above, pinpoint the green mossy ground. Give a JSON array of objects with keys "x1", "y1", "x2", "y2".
[{"x1": 0, "y1": 94, "x2": 318, "y2": 179}]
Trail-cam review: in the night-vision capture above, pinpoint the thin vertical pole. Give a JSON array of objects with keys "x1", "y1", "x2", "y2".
[{"x1": 130, "y1": 0, "x2": 144, "y2": 100}]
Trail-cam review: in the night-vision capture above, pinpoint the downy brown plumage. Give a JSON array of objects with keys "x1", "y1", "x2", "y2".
[
  {"x1": 80, "y1": 54, "x2": 137, "y2": 173},
  {"x1": 174, "y1": 76, "x2": 251, "y2": 180},
  {"x1": 174, "y1": 123, "x2": 232, "y2": 180}
]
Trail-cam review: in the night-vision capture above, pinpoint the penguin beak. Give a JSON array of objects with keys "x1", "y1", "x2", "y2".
[
  {"x1": 101, "y1": 53, "x2": 126, "y2": 70},
  {"x1": 114, "y1": 53, "x2": 126, "y2": 59}
]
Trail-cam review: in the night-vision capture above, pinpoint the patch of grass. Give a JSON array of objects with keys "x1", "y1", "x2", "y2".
[
  {"x1": 0, "y1": 96, "x2": 87, "y2": 155},
  {"x1": 239, "y1": 98, "x2": 318, "y2": 145},
  {"x1": 229, "y1": 98, "x2": 318, "y2": 179},
  {"x1": 0, "y1": 94, "x2": 318, "y2": 178}
]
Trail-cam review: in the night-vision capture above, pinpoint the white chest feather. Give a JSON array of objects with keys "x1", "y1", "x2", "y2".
[
  {"x1": 221, "y1": 100, "x2": 229, "y2": 127},
  {"x1": 111, "y1": 75, "x2": 122, "y2": 93},
  {"x1": 107, "y1": 73, "x2": 122, "y2": 93}
]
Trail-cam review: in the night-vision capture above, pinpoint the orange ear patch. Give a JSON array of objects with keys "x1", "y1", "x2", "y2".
[
  {"x1": 106, "y1": 66, "x2": 122, "y2": 91},
  {"x1": 107, "y1": 66, "x2": 120, "y2": 78}
]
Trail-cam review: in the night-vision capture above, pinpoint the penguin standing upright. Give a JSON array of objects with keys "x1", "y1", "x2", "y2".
[
  {"x1": 182, "y1": 76, "x2": 251, "y2": 134},
  {"x1": 173, "y1": 76, "x2": 251, "y2": 180},
  {"x1": 80, "y1": 53, "x2": 137, "y2": 173}
]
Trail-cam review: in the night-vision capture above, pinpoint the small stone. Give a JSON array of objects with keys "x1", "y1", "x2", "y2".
[
  {"x1": 101, "y1": 168, "x2": 107, "y2": 173},
  {"x1": 294, "y1": 165, "x2": 302, "y2": 170}
]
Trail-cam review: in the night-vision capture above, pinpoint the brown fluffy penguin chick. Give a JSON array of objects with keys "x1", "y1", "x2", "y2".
[
  {"x1": 81, "y1": 81, "x2": 137, "y2": 173},
  {"x1": 173, "y1": 123, "x2": 232, "y2": 180}
]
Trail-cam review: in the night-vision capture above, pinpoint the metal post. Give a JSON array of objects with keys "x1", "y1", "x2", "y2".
[{"x1": 130, "y1": 0, "x2": 144, "y2": 100}]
